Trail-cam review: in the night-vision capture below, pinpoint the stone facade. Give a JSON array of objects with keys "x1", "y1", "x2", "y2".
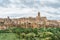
[{"x1": 0, "y1": 12, "x2": 60, "y2": 29}]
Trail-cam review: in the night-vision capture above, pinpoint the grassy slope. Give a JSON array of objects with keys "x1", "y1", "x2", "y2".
[{"x1": 0, "y1": 33, "x2": 19, "y2": 40}]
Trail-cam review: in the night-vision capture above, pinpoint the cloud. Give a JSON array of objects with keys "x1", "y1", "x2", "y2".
[
  {"x1": 0, "y1": 0, "x2": 60, "y2": 20},
  {"x1": 0, "y1": 7, "x2": 38, "y2": 18}
]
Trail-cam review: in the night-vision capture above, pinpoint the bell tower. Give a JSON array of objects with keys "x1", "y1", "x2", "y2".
[
  {"x1": 38, "y1": 12, "x2": 40, "y2": 17},
  {"x1": 7, "y1": 16, "x2": 10, "y2": 19},
  {"x1": 36, "y1": 12, "x2": 40, "y2": 20}
]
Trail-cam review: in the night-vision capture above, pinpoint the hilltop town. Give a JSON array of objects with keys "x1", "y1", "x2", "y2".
[{"x1": 0, "y1": 12, "x2": 60, "y2": 30}]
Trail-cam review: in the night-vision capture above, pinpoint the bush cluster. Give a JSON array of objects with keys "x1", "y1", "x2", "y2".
[{"x1": 0, "y1": 27, "x2": 60, "y2": 40}]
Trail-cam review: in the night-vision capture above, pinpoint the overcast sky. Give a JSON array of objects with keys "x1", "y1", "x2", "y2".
[{"x1": 0, "y1": 0, "x2": 60, "y2": 20}]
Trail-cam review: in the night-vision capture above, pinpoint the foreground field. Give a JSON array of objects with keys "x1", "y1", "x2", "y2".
[
  {"x1": 0, "y1": 33, "x2": 19, "y2": 40},
  {"x1": 0, "y1": 27, "x2": 60, "y2": 40}
]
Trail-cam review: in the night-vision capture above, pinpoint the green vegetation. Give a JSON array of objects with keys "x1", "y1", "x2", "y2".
[{"x1": 0, "y1": 27, "x2": 60, "y2": 40}]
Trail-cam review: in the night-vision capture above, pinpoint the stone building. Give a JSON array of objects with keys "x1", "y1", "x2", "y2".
[{"x1": 0, "y1": 12, "x2": 60, "y2": 29}]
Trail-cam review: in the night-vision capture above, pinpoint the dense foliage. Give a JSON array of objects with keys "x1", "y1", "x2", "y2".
[{"x1": 0, "y1": 27, "x2": 60, "y2": 40}]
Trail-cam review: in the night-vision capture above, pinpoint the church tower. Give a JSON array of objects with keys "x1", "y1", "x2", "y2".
[
  {"x1": 36, "y1": 12, "x2": 40, "y2": 20},
  {"x1": 7, "y1": 16, "x2": 11, "y2": 22},
  {"x1": 7, "y1": 16, "x2": 10, "y2": 19},
  {"x1": 38, "y1": 12, "x2": 40, "y2": 17}
]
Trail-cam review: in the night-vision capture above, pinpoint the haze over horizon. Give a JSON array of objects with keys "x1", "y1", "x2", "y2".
[{"x1": 0, "y1": 0, "x2": 60, "y2": 20}]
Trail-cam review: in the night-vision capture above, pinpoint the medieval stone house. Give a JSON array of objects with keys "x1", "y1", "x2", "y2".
[{"x1": 0, "y1": 12, "x2": 60, "y2": 30}]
